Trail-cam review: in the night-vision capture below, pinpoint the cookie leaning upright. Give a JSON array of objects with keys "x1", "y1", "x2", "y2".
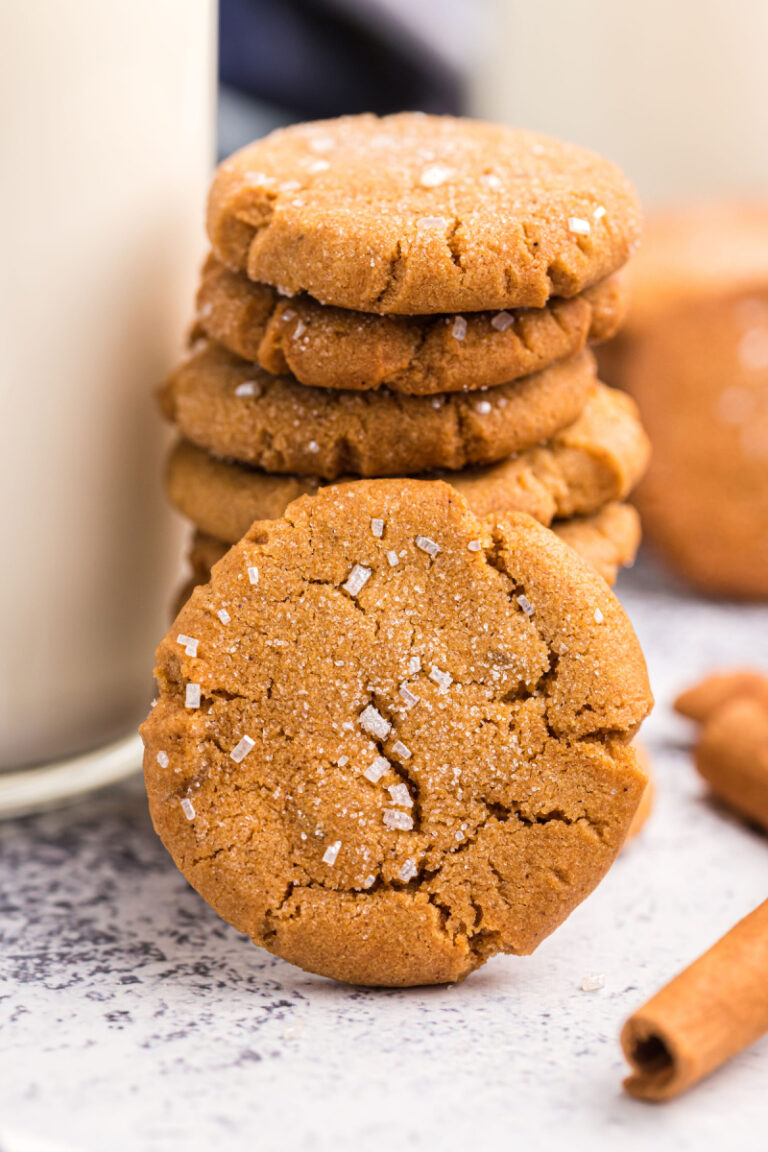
[
  {"x1": 207, "y1": 113, "x2": 641, "y2": 314},
  {"x1": 141, "y1": 480, "x2": 652, "y2": 987}
]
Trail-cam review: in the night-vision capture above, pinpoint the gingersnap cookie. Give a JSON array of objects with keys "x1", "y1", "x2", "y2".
[
  {"x1": 596, "y1": 203, "x2": 768, "y2": 597},
  {"x1": 185, "y1": 501, "x2": 639, "y2": 597},
  {"x1": 624, "y1": 744, "x2": 654, "y2": 844},
  {"x1": 620, "y1": 202, "x2": 768, "y2": 335},
  {"x1": 207, "y1": 113, "x2": 641, "y2": 315},
  {"x1": 161, "y1": 340, "x2": 598, "y2": 479},
  {"x1": 622, "y1": 288, "x2": 768, "y2": 597},
  {"x1": 549, "y1": 503, "x2": 640, "y2": 586},
  {"x1": 142, "y1": 479, "x2": 651, "y2": 986},
  {"x1": 196, "y1": 254, "x2": 628, "y2": 395},
  {"x1": 165, "y1": 383, "x2": 647, "y2": 539}
]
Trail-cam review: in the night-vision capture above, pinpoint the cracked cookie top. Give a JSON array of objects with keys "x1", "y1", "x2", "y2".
[
  {"x1": 141, "y1": 479, "x2": 652, "y2": 986},
  {"x1": 195, "y1": 254, "x2": 628, "y2": 395},
  {"x1": 161, "y1": 340, "x2": 598, "y2": 479},
  {"x1": 186, "y1": 499, "x2": 641, "y2": 595},
  {"x1": 206, "y1": 113, "x2": 641, "y2": 315}
]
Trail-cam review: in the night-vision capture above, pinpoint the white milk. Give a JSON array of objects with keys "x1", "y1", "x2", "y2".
[
  {"x1": 0, "y1": 1, "x2": 216, "y2": 767},
  {"x1": 475, "y1": 0, "x2": 768, "y2": 204}
]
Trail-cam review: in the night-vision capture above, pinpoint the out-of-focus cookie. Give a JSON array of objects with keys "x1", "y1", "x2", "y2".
[
  {"x1": 161, "y1": 341, "x2": 599, "y2": 479},
  {"x1": 142, "y1": 479, "x2": 651, "y2": 986},
  {"x1": 165, "y1": 384, "x2": 648, "y2": 537},
  {"x1": 624, "y1": 744, "x2": 654, "y2": 844},
  {"x1": 196, "y1": 255, "x2": 628, "y2": 394},
  {"x1": 599, "y1": 204, "x2": 768, "y2": 598},
  {"x1": 618, "y1": 202, "x2": 768, "y2": 335},
  {"x1": 624, "y1": 289, "x2": 768, "y2": 597},
  {"x1": 207, "y1": 113, "x2": 641, "y2": 315}
]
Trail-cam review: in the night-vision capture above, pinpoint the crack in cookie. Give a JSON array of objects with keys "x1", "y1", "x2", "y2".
[{"x1": 142, "y1": 479, "x2": 651, "y2": 986}]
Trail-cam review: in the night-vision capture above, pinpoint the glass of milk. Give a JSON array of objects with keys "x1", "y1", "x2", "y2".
[{"x1": 0, "y1": 1, "x2": 216, "y2": 811}]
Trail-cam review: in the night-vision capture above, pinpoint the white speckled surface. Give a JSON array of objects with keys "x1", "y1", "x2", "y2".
[{"x1": 1, "y1": 554, "x2": 766, "y2": 1152}]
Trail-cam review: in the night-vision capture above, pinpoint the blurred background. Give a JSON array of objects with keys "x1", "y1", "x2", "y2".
[
  {"x1": 218, "y1": 0, "x2": 768, "y2": 202},
  {"x1": 217, "y1": 0, "x2": 472, "y2": 154}
]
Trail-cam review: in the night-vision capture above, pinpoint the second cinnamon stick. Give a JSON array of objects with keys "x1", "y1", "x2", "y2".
[
  {"x1": 621, "y1": 899, "x2": 768, "y2": 1100},
  {"x1": 696, "y1": 698, "x2": 768, "y2": 833}
]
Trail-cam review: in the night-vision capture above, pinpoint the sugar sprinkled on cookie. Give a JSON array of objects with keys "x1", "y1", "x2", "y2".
[
  {"x1": 141, "y1": 479, "x2": 651, "y2": 987},
  {"x1": 163, "y1": 341, "x2": 599, "y2": 480},
  {"x1": 195, "y1": 255, "x2": 628, "y2": 396},
  {"x1": 206, "y1": 113, "x2": 641, "y2": 314}
]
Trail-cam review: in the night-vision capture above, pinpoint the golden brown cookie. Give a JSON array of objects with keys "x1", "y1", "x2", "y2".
[
  {"x1": 161, "y1": 341, "x2": 599, "y2": 479},
  {"x1": 165, "y1": 383, "x2": 648, "y2": 538},
  {"x1": 196, "y1": 254, "x2": 628, "y2": 395},
  {"x1": 184, "y1": 502, "x2": 640, "y2": 597},
  {"x1": 598, "y1": 204, "x2": 768, "y2": 598},
  {"x1": 597, "y1": 205, "x2": 768, "y2": 388},
  {"x1": 622, "y1": 289, "x2": 768, "y2": 597},
  {"x1": 141, "y1": 479, "x2": 651, "y2": 986},
  {"x1": 207, "y1": 113, "x2": 641, "y2": 314},
  {"x1": 624, "y1": 744, "x2": 654, "y2": 844},
  {"x1": 549, "y1": 503, "x2": 640, "y2": 586},
  {"x1": 619, "y1": 202, "x2": 768, "y2": 335}
]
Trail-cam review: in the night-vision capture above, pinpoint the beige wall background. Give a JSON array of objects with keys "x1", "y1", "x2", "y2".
[{"x1": 473, "y1": 0, "x2": 768, "y2": 204}]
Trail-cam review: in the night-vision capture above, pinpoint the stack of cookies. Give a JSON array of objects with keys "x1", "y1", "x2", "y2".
[{"x1": 161, "y1": 113, "x2": 649, "y2": 603}]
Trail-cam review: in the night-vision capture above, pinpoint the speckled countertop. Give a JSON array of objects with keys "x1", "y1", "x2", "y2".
[{"x1": 1, "y1": 555, "x2": 766, "y2": 1152}]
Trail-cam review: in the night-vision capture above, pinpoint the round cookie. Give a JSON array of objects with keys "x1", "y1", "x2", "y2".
[
  {"x1": 597, "y1": 204, "x2": 768, "y2": 598},
  {"x1": 549, "y1": 503, "x2": 641, "y2": 586},
  {"x1": 161, "y1": 341, "x2": 599, "y2": 479},
  {"x1": 165, "y1": 383, "x2": 649, "y2": 538},
  {"x1": 185, "y1": 502, "x2": 640, "y2": 594},
  {"x1": 622, "y1": 288, "x2": 768, "y2": 597},
  {"x1": 196, "y1": 254, "x2": 628, "y2": 395},
  {"x1": 207, "y1": 113, "x2": 641, "y2": 314},
  {"x1": 142, "y1": 479, "x2": 652, "y2": 986},
  {"x1": 619, "y1": 202, "x2": 768, "y2": 336},
  {"x1": 624, "y1": 744, "x2": 654, "y2": 844}
]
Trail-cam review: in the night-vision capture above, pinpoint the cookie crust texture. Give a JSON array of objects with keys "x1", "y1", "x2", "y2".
[
  {"x1": 162, "y1": 341, "x2": 600, "y2": 479},
  {"x1": 207, "y1": 113, "x2": 641, "y2": 315},
  {"x1": 165, "y1": 382, "x2": 649, "y2": 539},
  {"x1": 186, "y1": 500, "x2": 640, "y2": 592},
  {"x1": 196, "y1": 254, "x2": 628, "y2": 395},
  {"x1": 142, "y1": 480, "x2": 651, "y2": 986}
]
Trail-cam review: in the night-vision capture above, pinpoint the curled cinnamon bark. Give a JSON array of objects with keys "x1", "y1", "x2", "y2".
[
  {"x1": 675, "y1": 669, "x2": 768, "y2": 833},
  {"x1": 622, "y1": 899, "x2": 768, "y2": 1100},
  {"x1": 675, "y1": 669, "x2": 768, "y2": 723}
]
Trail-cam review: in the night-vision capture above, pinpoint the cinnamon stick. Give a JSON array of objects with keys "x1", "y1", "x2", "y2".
[
  {"x1": 621, "y1": 899, "x2": 768, "y2": 1100},
  {"x1": 695, "y1": 698, "x2": 768, "y2": 833},
  {"x1": 674, "y1": 669, "x2": 768, "y2": 833},
  {"x1": 675, "y1": 668, "x2": 768, "y2": 723}
]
